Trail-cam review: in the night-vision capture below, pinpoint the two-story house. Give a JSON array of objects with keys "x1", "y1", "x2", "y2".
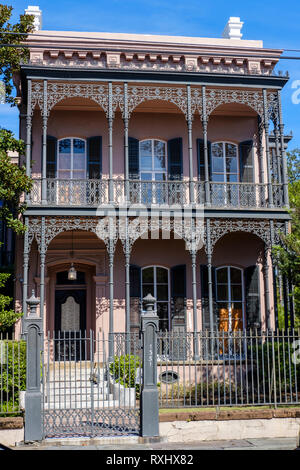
[{"x1": 13, "y1": 10, "x2": 291, "y2": 359}]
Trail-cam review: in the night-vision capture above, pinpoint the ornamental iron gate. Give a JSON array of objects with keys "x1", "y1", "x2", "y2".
[{"x1": 42, "y1": 331, "x2": 142, "y2": 439}]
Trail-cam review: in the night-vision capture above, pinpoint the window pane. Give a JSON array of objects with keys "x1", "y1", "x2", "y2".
[
  {"x1": 157, "y1": 285, "x2": 168, "y2": 301},
  {"x1": 157, "y1": 303, "x2": 168, "y2": 320},
  {"x1": 212, "y1": 173, "x2": 225, "y2": 182},
  {"x1": 231, "y1": 285, "x2": 242, "y2": 301},
  {"x1": 217, "y1": 268, "x2": 228, "y2": 283},
  {"x1": 140, "y1": 140, "x2": 152, "y2": 157},
  {"x1": 156, "y1": 267, "x2": 168, "y2": 283},
  {"x1": 155, "y1": 173, "x2": 166, "y2": 181},
  {"x1": 59, "y1": 139, "x2": 71, "y2": 154},
  {"x1": 58, "y1": 154, "x2": 71, "y2": 170},
  {"x1": 140, "y1": 155, "x2": 152, "y2": 170},
  {"x1": 73, "y1": 139, "x2": 85, "y2": 153},
  {"x1": 73, "y1": 154, "x2": 85, "y2": 170},
  {"x1": 141, "y1": 173, "x2": 152, "y2": 180},
  {"x1": 142, "y1": 267, "x2": 154, "y2": 283},
  {"x1": 211, "y1": 143, "x2": 224, "y2": 172},
  {"x1": 217, "y1": 284, "x2": 228, "y2": 301},
  {"x1": 226, "y1": 156, "x2": 237, "y2": 173},
  {"x1": 73, "y1": 170, "x2": 85, "y2": 179},
  {"x1": 154, "y1": 140, "x2": 166, "y2": 170},
  {"x1": 58, "y1": 170, "x2": 71, "y2": 179},
  {"x1": 143, "y1": 285, "x2": 154, "y2": 298},
  {"x1": 226, "y1": 143, "x2": 237, "y2": 159},
  {"x1": 230, "y1": 268, "x2": 242, "y2": 284}
]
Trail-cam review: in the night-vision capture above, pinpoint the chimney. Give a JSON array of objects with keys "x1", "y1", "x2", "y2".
[
  {"x1": 222, "y1": 17, "x2": 243, "y2": 40},
  {"x1": 25, "y1": 5, "x2": 42, "y2": 31}
]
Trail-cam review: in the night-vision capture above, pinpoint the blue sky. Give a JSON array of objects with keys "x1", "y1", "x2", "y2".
[{"x1": 2, "y1": 0, "x2": 300, "y2": 149}]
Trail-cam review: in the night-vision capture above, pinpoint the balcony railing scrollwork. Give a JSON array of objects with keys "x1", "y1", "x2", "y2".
[{"x1": 29, "y1": 178, "x2": 285, "y2": 209}]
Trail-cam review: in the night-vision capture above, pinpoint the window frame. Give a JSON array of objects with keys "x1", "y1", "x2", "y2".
[
  {"x1": 57, "y1": 137, "x2": 87, "y2": 180},
  {"x1": 141, "y1": 265, "x2": 170, "y2": 330},
  {"x1": 215, "y1": 265, "x2": 245, "y2": 331},
  {"x1": 139, "y1": 138, "x2": 168, "y2": 181},
  {"x1": 211, "y1": 141, "x2": 240, "y2": 183}
]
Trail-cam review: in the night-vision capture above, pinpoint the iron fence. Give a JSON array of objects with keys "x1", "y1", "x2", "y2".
[
  {"x1": 0, "y1": 334, "x2": 26, "y2": 415},
  {"x1": 157, "y1": 329, "x2": 300, "y2": 408}
]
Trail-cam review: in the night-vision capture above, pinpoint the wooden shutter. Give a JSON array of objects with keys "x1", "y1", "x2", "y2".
[
  {"x1": 168, "y1": 137, "x2": 183, "y2": 181},
  {"x1": 244, "y1": 265, "x2": 261, "y2": 328},
  {"x1": 46, "y1": 135, "x2": 57, "y2": 178},
  {"x1": 200, "y1": 265, "x2": 217, "y2": 330},
  {"x1": 239, "y1": 140, "x2": 254, "y2": 183},
  {"x1": 87, "y1": 136, "x2": 102, "y2": 179},
  {"x1": 197, "y1": 138, "x2": 211, "y2": 180},
  {"x1": 128, "y1": 137, "x2": 139, "y2": 179},
  {"x1": 130, "y1": 264, "x2": 141, "y2": 298}
]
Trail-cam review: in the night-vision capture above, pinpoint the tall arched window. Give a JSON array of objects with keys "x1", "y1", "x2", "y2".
[
  {"x1": 211, "y1": 142, "x2": 239, "y2": 183},
  {"x1": 215, "y1": 266, "x2": 245, "y2": 331},
  {"x1": 57, "y1": 138, "x2": 86, "y2": 180},
  {"x1": 142, "y1": 266, "x2": 170, "y2": 330},
  {"x1": 139, "y1": 139, "x2": 167, "y2": 182}
]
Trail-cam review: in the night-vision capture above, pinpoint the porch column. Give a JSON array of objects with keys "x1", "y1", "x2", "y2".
[
  {"x1": 263, "y1": 89, "x2": 274, "y2": 207},
  {"x1": 108, "y1": 232, "x2": 115, "y2": 362},
  {"x1": 25, "y1": 79, "x2": 32, "y2": 203},
  {"x1": 277, "y1": 90, "x2": 290, "y2": 208},
  {"x1": 39, "y1": 216, "x2": 46, "y2": 331},
  {"x1": 263, "y1": 246, "x2": 272, "y2": 330},
  {"x1": 22, "y1": 217, "x2": 30, "y2": 331},
  {"x1": 206, "y1": 218, "x2": 214, "y2": 331},
  {"x1": 41, "y1": 80, "x2": 48, "y2": 205},
  {"x1": 123, "y1": 82, "x2": 129, "y2": 201},
  {"x1": 124, "y1": 226, "x2": 131, "y2": 355},
  {"x1": 257, "y1": 117, "x2": 265, "y2": 184},
  {"x1": 108, "y1": 82, "x2": 114, "y2": 203},
  {"x1": 274, "y1": 120, "x2": 282, "y2": 184},
  {"x1": 270, "y1": 220, "x2": 279, "y2": 330},
  {"x1": 201, "y1": 86, "x2": 210, "y2": 205},
  {"x1": 190, "y1": 244, "x2": 199, "y2": 359},
  {"x1": 187, "y1": 85, "x2": 195, "y2": 204}
]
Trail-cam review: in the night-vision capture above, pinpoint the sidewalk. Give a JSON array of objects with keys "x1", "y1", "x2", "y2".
[{"x1": 11, "y1": 436, "x2": 299, "y2": 451}]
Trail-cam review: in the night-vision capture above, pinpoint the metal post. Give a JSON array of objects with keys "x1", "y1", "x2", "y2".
[
  {"x1": 23, "y1": 290, "x2": 42, "y2": 443},
  {"x1": 25, "y1": 79, "x2": 32, "y2": 203},
  {"x1": 22, "y1": 217, "x2": 30, "y2": 332},
  {"x1": 187, "y1": 85, "x2": 195, "y2": 204},
  {"x1": 140, "y1": 294, "x2": 159, "y2": 438},
  {"x1": 270, "y1": 220, "x2": 279, "y2": 330},
  {"x1": 263, "y1": 89, "x2": 274, "y2": 207},
  {"x1": 191, "y1": 248, "x2": 199, "y2": 359},
  {"x1": 206, "y1": 219, "x2": 214, "y2": 331},
  {"x1": 39, "y1": 217, "x2": 46, "y2": 331},
  {"x1": 124, "y1": 82, "x2": 129, "y2": 201},
  {"x1": 202, "y1": 86, "x2": 210, "y2": 205},
  {"x1": 108, "y1": 82, "x2": 114, "y2": 203},
  {"x1": 108, "y1": 236, "x2": 115, "y2": 362},
  {"x1": 41, "y1": 80, "x2": 48, "y2": 205},
  {"x1": 277, "y1": 90, "x2": 290, "y2": 208},
  {"x1": 124, "y1": 231, "x2": 131, "y2": 355},
  {"x1": 263, "y1": 247, "x2": 272, "y2": 330}
]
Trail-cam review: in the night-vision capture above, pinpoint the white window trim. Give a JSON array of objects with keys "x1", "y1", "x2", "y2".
[
  {"x1": 57, "y1": 137, "x2": 87, "y2": 180},
  {"x1": 211, "y1": 141, "x2": 240, "y2": 183},
  {"x1": 139, "y1": 139, "x2": 168, "y2": 181},
  {"x1": 215, "y1": 265, "x2": 245, "y2": 331}
]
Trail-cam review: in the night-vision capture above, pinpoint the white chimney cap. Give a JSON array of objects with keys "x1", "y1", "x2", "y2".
[
  {"x1": 222, "y1": 17, "x2": 243, "y2": 40},
  {"x1": 25, "y1": 5, "x2": 42, "y2": 31}
]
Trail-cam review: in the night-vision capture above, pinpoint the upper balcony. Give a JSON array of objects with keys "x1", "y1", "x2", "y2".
[{"x1": 28, "y1": 178, "x2": 285, "y2": 210}]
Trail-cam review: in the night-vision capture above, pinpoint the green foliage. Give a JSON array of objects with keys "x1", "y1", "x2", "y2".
[
  {"x1": 109, "y1": 354, "x2": 142, "y2": 391},
  {"x1": 0, "y1": 340, "x2": 26, "y2": 415},
  {"x1": 0, "y1": 130, "x2": 32, "y2": 235},
  {"x1": 272, "y1": 148, "x2": 300, "y2": 325},
  {"x1": 0, "y1": 4, "x2": 34, "y2": 105},
  {"x1": 0, "y1": 272, "x2": 23, "y2": 332}
]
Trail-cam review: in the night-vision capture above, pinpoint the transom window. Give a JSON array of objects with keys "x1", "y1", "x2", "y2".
[
  {"x1": 139, "y1": 139, "x2": 167, "y2": 182},
  {"x1": 57, "y1": 138, "x2": 86, "y2": 179},
  {"x1": 216, "y1": 266, "x2": 244, "y2": 332},
  {"x1": 142, "y1": 266, "x2": 170, "y2": 331},
  {"x1": 211, "y1": 142, "x2": 239, "y2": 183}
]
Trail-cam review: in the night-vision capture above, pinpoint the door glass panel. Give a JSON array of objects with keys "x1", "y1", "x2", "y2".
[
  {"x1": 217, "y1": 284, "x2": 228, "y2": 301},
  {"x1": 143, "y1": 285, "x2": 154, "y2": 298},
  {"x1": 156, "y1": 267, "x2": 168, "y2": 283},
  {"x1": 217, "y1": 268, "x2": 228, "y2": 283},
  {"x1": 61, "y1": 296, "x2": 80, "y2": 332},
  {"x1": 230, "y1": 267, "x2": 242, "y2": 283},
  {"x1": 154, "y1": 140, "x2": 166, "y2": 170},
  {"x1": 231, "y1": 285, "x2": 242, "y2": 301},
  {"x1": 157, "y1": 285, "x2": 168, "y2": 301}
]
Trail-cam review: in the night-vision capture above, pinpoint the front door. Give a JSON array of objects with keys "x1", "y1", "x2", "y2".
[{"x1": 55, "y1": 290, "x2": 86, "y2": 361}]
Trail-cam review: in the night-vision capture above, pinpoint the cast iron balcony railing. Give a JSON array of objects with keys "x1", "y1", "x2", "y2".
[{"x1": 28, "y1": 178, "x2": 285, "y2": 209}]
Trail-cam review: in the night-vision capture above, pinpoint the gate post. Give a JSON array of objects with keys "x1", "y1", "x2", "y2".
[
  {"x1": 140, "y1": 293, "x2": 159, "y2": 437},
  {"x1": 23, "y1": 290, "x2": 43, "y2": 442}
]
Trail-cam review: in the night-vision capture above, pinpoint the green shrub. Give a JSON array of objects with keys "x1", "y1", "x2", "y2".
[
  {"x1": 0, "y1": 340, "x2": 26, "y2": 415},
  {"x1": 109, "y1": 354, "x2": 142, "y2": 396}
]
